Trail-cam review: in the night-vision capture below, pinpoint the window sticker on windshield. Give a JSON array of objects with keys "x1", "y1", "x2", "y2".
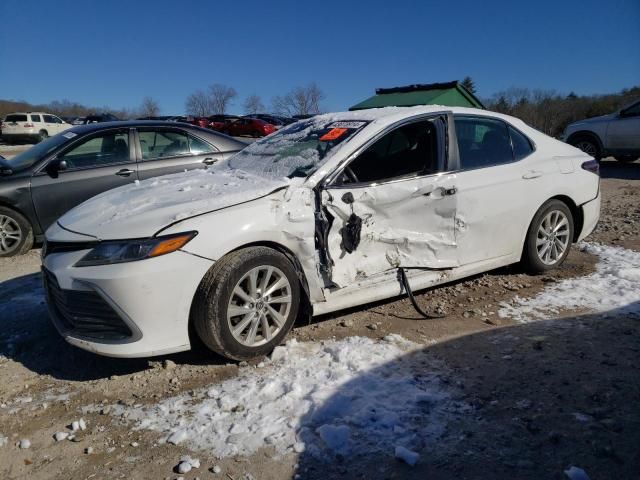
[
  {"x1": 327, "y1": 121, "x2": 367, "y2": 129},
  {"x1": 320, "y1": 128, "x2": 348, "y2": 141},
  {"x1": 62, "y1": 132, "x2": 77, "y2": 139}
]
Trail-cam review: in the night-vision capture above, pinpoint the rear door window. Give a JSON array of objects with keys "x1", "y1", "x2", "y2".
[
  {"x1": 188, "y1": 135, "x2": 216, "y2": 155},
  {"x1": 138, "y1": 130, "x2": 191, "y2": 160},
  {"x1": 58, "y1": 131, "x2": 130, "y2": 169},
  {"x1": 454, "y1": 116, "x2": 514, "y2": 170},
  {"x1": 30, "y1": 114, "x2": 42, "y2": 123}
]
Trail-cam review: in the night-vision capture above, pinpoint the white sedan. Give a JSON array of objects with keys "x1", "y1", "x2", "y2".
[{"x1": 42, "y1": 106, "x2": 600, "y2": 360}]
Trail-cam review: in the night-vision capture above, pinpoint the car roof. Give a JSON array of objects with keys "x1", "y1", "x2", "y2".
[{"x1": 65, "y1": 120, "x2": 247, "y2": 150}]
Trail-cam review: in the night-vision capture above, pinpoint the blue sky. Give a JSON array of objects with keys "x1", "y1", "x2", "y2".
[{"x1": 1, "y1": 0, "x2": 638, "y2": 115}]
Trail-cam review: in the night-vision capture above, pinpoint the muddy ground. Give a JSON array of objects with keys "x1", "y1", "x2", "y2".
[{"x1": 0, "y1": 159, "x2": 638, "y2": 479}]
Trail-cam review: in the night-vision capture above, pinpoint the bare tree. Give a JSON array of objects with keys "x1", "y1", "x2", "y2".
[
  {"x1": 272, "y1": 83, "x2": 325, "y2": 117},
  {"x1": 209, "y1": 84, "x2": 237, "y2": 114},
  {"x1": 185, "y1": 90, "x2": 211, "y2": 117},
  {"x1": 243, "y1": 94, "x2": 265, "y2": 114},
  {"x1": 139, "y1": 96, "x2": 160, "y2": 117}
]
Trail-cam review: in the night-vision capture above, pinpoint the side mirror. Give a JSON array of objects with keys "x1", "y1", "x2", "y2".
[{"x1": 46, "y1": 158, "x2": 67, "y2": 178}]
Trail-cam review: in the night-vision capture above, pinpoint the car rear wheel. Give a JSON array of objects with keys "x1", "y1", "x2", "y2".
[
  {"x1": 570, "y1": 136, "x2": 601, "y2": 160},
  {"x1": 193, "y1": 246, "x2": 300, "y2": 360},
  {"x1": 0, "y1": 207, "x2": 34, "y2": 257},
  {"x1": 38, "y1": 130, "x2": 48, "y2": 142},
  {"x1": 521, "y1": 200, "x2": 574, "y2": 274}
]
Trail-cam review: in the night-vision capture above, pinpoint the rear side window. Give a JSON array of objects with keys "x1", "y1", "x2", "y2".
[
  {"x1": 454, "y1": 116, "x2": 513, "y2": 170},
  {"x1": 59, "y1": 131, "x2": 130, "y2": 169},
  {"x1": 5, "y1": 114, "x2": 28, "y2": 122},
  {"x1": 509, "y1": 126, "x2": 534, "y2": 160},
  {"x1": 30, "y1": 114, "x2": 42, "y2": 122},
  {"x1": 138, "y1": 130, "x2": 191, "y2": 160}
]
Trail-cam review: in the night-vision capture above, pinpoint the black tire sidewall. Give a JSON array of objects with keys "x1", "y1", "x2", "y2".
[
  {"x1": 196, "y1": 247, "x2": 300, "y2": 360},
  {"x1": 0, "y1": 206, "x2": 33, "y2": 257},
  {"x1": 523, "y1": 200, "x2": 574, "y2": 273}
]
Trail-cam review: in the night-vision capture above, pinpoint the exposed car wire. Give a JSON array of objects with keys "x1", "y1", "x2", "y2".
[{"x1": 398, "y1": 268, "x2": 446, "y2": 319}]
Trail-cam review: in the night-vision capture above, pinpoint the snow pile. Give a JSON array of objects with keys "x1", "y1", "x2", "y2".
[
  {"x1": 114, "y1": 335, "x2": 460, "y2": 462},
  {"x1": 500, "y1": 243, "x2": 640, "y2": 322}
]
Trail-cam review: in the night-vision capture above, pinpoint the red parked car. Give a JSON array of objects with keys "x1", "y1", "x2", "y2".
[
  {"x1": 208, "y1": 115, "x2": 241, "y2": 133},
  {"x1": 223, "y1": 118, "x2": 276, "y2": 137},
  {"x1": 188, "y1": 117, "x2": 209, "y2": 128}
]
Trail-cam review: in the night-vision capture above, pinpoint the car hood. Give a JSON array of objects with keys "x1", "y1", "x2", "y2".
[
  {"x1": 56, "y1": 168, "x2": 290, "y2": 240},
  {"x1": 567, "y1": 113, "x2": 614, "y2": 127}
]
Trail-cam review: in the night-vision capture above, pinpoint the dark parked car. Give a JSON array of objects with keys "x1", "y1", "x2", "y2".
[
  {"x1": 0, "y1": 121, "x2": 245, "y2": 256},
  {"x1": 223, "y1": 117, "x2": 276, "y2": 137},
  {"x1": 79, "y1": 113, "x2": 121, "y2": 124}
]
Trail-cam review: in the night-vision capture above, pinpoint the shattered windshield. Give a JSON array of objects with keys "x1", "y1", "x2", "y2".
[{"x1": 227, "y1": 118, "x2": 368, "y2": 179}]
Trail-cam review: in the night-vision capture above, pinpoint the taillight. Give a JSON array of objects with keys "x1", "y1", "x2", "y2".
[
  {"x1": 581, "y1": 160, "x2": 600, "y2": 176},
  {"x1": 24, "y1": 123, "x2": 34, "y2": 128}
]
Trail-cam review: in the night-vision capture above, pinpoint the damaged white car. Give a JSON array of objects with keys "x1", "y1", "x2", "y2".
[{"x1": 42, "y1": 106, "x2": 601, "y2": 360}]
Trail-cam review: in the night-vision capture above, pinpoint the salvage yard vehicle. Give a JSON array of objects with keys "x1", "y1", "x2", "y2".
[
  {"x1": 1, "y1": 112, "x2": 72, "y2": 143},
  {"x1": 42, "y1": 106, "x2": 601, "y2": 360},
  {"x1": 562, "y1": 98, "x2": 640, "y2": 162},
  {"x1": 0, "y1": 121, "x2": 245, "y2": 256}
]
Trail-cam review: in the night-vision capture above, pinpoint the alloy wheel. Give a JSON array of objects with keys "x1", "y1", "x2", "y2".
[
  {"x1": 227, "y1": 265, "x2": 292, "y2": 347},
  {"x1": 536, "y1": 210, "x2": 570, "y2": 265},
  {"x1": 0, "y1": 215, "x2": 23, "y2": 254},
  {"x1": 575, "y1": 140, "x2": 596, "y2": 157}
]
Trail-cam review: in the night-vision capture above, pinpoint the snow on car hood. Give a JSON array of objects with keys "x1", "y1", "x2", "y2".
[{"x1": 56, "y1": 168, "x2": 289, "y2": 240}]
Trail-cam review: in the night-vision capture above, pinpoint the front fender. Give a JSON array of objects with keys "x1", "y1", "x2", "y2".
[{"x1": 163, "y1": 188, "x2": 325, "y2": 302}]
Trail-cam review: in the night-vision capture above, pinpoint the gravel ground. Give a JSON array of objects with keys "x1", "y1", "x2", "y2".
[{"x1": 0, "y1": 158, "x2": 638, "y2": 479}]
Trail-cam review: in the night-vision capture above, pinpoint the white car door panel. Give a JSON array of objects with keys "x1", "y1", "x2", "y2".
[
  {"x1": 454, "y1": 162, "x2": 529, "y2": 265},
  {"x1": 323, "y1": 174, "x2": 458, "y2": 287}
]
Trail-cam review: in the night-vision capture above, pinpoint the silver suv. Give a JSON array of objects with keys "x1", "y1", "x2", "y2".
[{"x1": 562, "y1": 99, "x2": 640, "y2": 162}]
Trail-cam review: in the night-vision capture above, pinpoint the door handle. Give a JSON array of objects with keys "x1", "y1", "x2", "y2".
[
  {"x1": 116, "y1": 169, "x2": 135, "y2": 177},
  {"x1": 522, "y1": 170, "x2": 543, "y2": 179},
  {"x1": 444, "y1": 187, "x2": 457, "y2": 196},
  {"x1": 202, "y1": 157, "x2": 217, "y2": 165}
]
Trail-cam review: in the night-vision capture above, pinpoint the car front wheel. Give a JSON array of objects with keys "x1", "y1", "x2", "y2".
[
  {"x1": 193, "y1": 246, "x2": 300, "y2": 360},
  {"x1": 0, "y1": 207, "x2": 34, "y2": 257},
  {"x1": 522, "y1": 200, "x2": 574, "y2": 273}
]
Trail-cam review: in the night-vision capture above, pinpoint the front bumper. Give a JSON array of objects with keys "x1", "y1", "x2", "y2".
[{"x1": 42, "y1": 248, "x2": 214, "y2": 358}]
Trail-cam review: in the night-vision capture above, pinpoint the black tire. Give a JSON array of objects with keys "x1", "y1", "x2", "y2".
[
  {"x1": 615, "y1": 156, "x2": 637, "y2": 163},
  {"x1": 569, "y1": 135, "x2": 601, "y2": 160},
  {"x1": 0, "y1": 206, "x2": 34, "y2": 257},
  {"x1": 521, "y1": 200, "x2": 574, "y2": 274},
  {"x1": 193, "y1": 246, "x2": 301, "y2": 361},
  {"x1": 38, "y1": 130, "x2": 48, "y2": 142}
]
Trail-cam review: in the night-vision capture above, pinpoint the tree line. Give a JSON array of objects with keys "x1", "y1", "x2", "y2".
[
  {"x1": 184, "y1": 82, "x2": 325, "y2": 117},
  {"x1": 2, "y1": 82, "x2": 638, "y2": 136},
  {"x1": 0, "y1": 97, "x2": 161, "y2": 120},
  {"x1": 484, "y1": 85, "x2": 640, "y2": 137}
]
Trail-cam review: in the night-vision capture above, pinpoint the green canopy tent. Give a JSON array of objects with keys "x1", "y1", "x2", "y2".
[{"x1": 349, "y1": 81, "x2": 484, "y2": 111}]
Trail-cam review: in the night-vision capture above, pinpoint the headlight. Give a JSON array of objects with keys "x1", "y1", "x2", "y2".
[{"x1": 74, "y1": 232, "x2": 197, "y2": 267}]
